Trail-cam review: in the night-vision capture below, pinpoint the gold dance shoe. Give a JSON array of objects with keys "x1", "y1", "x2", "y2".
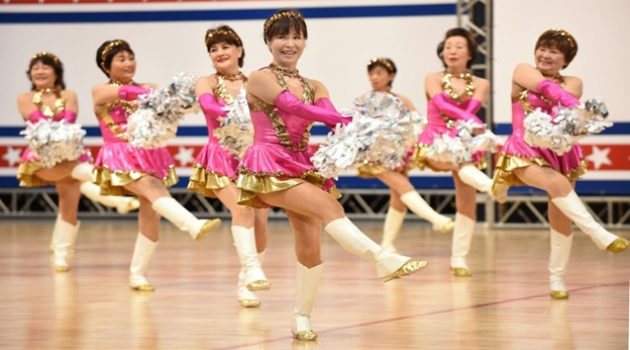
[
  {"x1": 239, "y1": 299, "x2": 260, "y2": 308},
  {"x1": 247, "y1": 280, "x2": 271, "y2": 291},
  {"x1": 294, "y1": 330, "x2": 318, "y2": 342},
  {"x1": 130, "y1": 283, "x2": 155, "y2": 292},
  {"x1": 451, "y1": 267, "x2": 472, "y2": 277},
  {"x1": 606, "y1": 238, "x2": 629, "y2": 253},
  {"x1": 550, "y1": 290, "x2": 569, "y2": 299},
  {"x1": 437, "y1": 220, "x2": 455, "y2": 233},
  {"x1": 54, "y1": 265, "x2": 69, "y2": 272},
  {"x1": 194, "y1": 219, "x2": 222, "y2": 241},
  {"x1": 382, "y1": 260, "x2": 428, "y2": 282}
]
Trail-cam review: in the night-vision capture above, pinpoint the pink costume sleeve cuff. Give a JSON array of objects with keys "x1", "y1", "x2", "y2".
[
  {"x1": 118, "y1": 85, "x2": 150, "y2": 101},
  {"x1": 198, "y1": 93, "x2": 227, "y2": 117}
]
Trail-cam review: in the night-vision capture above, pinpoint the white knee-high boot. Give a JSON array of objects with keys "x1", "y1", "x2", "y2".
[
  {"x1": 549, "y1": 229, "x2": 573, "y2": 299},
  {"x1": 53, "y1": 219, "x2": 80, "y2": 272},
  {"x1": 70, "y1": 162, "x2": 95, "y2": 182},
  {"x1": 380, "y1": 207, "x2": 406, "y2": 253},
  {"x1": 324, "y1": 217, "x2": 428, "y2": 281},
  {"x1": 551, "y1": 191, "x2": 628, "y2": 252},
  {"x1": 451, "y1": 213, "x2": 475, "y2": 277},
  {"x1": 237, "y1": 249, "x2": 267, "y2": 308},
  {"x1": 79, "y1": 182, "x2": 139, "y2": 214},
  {"x1": 151, "y1": 197, "x2": 221, "y2": 240},
  {"x1": 129, "y1": 233, "x2": 158, "y2": 291},
  {"x1": 400, "y1": 191, "x2": 453, "y2": 233},
  {"x1": 458, "y1": 164, "x2": 507, "y2": 203},
  {"x1": 292, "y1": 262, "x2": 324, "y2": 341},
  {"x1": 231, "y1": 226, "x2": 269, "y2": 291}
]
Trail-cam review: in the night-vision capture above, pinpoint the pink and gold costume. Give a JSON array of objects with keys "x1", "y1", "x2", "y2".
[
  {"x1": 187, "y1": 76, "x2": 240, "y2": 197},
  {"x1": 493, "y1": 86, "x2": 587, "y2": 190},
  {"x1": 18, "y1": 107, "x2": 90, "y2": 187},
  {"x1": 237, "y1": 68, "x2": 340, "y2": 208},
  {"x1": 93, "y1": 83, "x2": 177, "y2": 195}
]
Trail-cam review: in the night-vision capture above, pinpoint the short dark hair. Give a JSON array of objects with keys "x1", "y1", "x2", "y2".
[
  {"x1": 437, "y1": 28, "x2": 478, "y2": 69},
  {"x1": 96, "y1": 39, "x2": 135, "y2": 77},
  {"x1": 205, "y1": 25, "x2": 245, "y2": 68},
  {"x1": 263, "y1": 9, "x2": 307, "y2": 44},
  {"x1": 535, "y1": 29, "x2": 578, "y2": 69},
  {"x1": 27, "y1": 52, "x2": 65, "y2": 90},
  {"x1": 367, "y1": 58, "x2": 397, "y2": 87}
]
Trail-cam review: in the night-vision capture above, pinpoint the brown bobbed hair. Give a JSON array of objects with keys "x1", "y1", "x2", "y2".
[
  {"x1": 436, "y1": 28, "x2": 478, "y2": 69},
  {"x1": 535, "y1": 29, "x2": 578, "y2": 69},
  {"x1": 27, "y1": 53, "x2": 66, "y2": 90},
  {"x1": 205, "y1": 25, "x2": 245, "y2": 68},
  {"x1": 367, "y1": 58, "x2": 397, "y2": 87},
  {"x1": 96, "y1": 39, "x2": 135, "y2": 77},
  {"x1": 263, "y1": 9, "x2": 308, "y2": 44}
]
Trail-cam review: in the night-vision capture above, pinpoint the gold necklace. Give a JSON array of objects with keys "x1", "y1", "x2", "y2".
[
  {"x1": 442, "y1": 71, "x2": 474, "y2": 102},
  {"x1": 32, "y1": 88, "x2": 65, "y2": 118},
  {"x1": 269, "y1": 64, "x2": 300, "y2": 78},
  {"x1": 216, "y1": 71, "x2": 246, "y2": 82},
  {"x1": 108, "y1": 78, "x2": 135, "y2": 87},
  {"x1": 540, "y1": 72, "x2": 565, "y2": 88}
]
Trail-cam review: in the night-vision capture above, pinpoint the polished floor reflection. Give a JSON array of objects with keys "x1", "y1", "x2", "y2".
[{"x1": 0, "y1": 220, "x2": 628, "y2": 350}]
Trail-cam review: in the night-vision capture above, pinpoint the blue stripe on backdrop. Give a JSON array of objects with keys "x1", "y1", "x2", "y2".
[
  {"x1": 1, "y1": 176, "x2": 629, "y2": 194},
  {"x1": 0, "y1": 4, "x2": 455, "y2": 24},
  {"x1": 2, "y1": 122, "x2": 630, "y2": 137}
]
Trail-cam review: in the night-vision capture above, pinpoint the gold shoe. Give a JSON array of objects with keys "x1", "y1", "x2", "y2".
[
  {"x1": 606, "y1": 238, "x2": 629, "y2": 253},
  {"x1": 247, "y1": 280, "x2": 271, "y2": 291},
  {"x1": 451, "y1": 267, "x2": 472, "y2": 277},
  {"x1": 550, "y1": 290, "x2": 569, "y2": 299},
  {"x1": 381, "y1": 260, "x2": 428, "y2": 282},
  {"x1": 239, "y1": 299, "x2": 260, "y2": 308},
  {"x1": 131, "y1": 284, "x2": 155, "y2": 292},
  {"x1": 436, "y1": 220, "x2": 455, "y2": 233},
  {"x1": 294, "y1": 330, "x2": 318, "y2": 341},
  {"x1": 54, "y1": 265, "x2": 69, "y2": 272},
  {"x1": 193, "y1": 219, "x2": 222, "y2": 241}
]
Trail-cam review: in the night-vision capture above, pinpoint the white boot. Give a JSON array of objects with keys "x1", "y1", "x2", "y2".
[
  {"x1": 458, "y1": 164, "x2": 507, "y2": 203},
  {"x1": 551, "y1": 191, "x2": 628, "y2": 252},
  {"x1": 231, "y1": 226, "x2": 269, "y2": 291},
  {"x1": 53, "y1": 219, "x2": 80, "y2": 272},
  {"x1": 324, "y1": 217, "x2": 428, "y2": 282},
  {"x1": 380, "y1": 207, "x2": 406, "y2": 253},
  {"x1": 79, "y1": 182, "x2": 140, "y2": 214},
  {"x1": 549, "y1": 229, "x2": 573, "y2": 299},
  {"x1": 292, "y1": 262, "x2": 324, "y2": 341},
  {"x1": 451, "y1": 213, "x2": 475, "y2": 277},
  {"x1": 129, "y1": 233, "x2": 158, "y2": 291},
  {"x1": 400, "y1": 191, "x2": 453, "y2": 233},
  {"x1": 151, "y1": 197, "x2": 221, "y2": 240},
  {"x1": 70, "y1": 162, "x2": 95, "y2": 182},
  {"x1": 237, "y1": 250, "x2": 266, "y2": 308}
]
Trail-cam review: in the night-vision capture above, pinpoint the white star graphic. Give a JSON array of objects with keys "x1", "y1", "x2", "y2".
[
  {"x1": 585, "y1": 145, "x2": 612, "y2": 170},
  {"x1": 3, "y1": 146, "x2": 23, "y2": 167},
  {"x1": 174, "y1": 146, "x2": 195, "y2": 167}
]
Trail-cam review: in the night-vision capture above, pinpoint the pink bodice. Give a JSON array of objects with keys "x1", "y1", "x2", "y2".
[
  {"x1": 250, "y1": 108, "x2": 313, "y2": 150},
  {"x1": 27, "y1": 110, "x2": 77, "y2": 123},
  {"x1": 96, "y1": 101, "x2": 135, "y2": 143},
  {"x1": 511, "y1": 91, "x2": 553, "y2": 135}
]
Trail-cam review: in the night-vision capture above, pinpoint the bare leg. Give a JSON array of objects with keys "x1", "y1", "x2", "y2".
[{"x1": 254, "y1": 208, "x2": 269, "y2": 253}]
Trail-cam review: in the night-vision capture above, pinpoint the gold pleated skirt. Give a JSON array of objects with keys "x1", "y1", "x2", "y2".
[
  {"x1": 17, "y1": 161, "x2": 51, "y2": 187},
  {"x1": 409, "y1": 144, "x2": 487, "y2": 172},
  {"x1": 93, "y1": 165, "x2": 178, "y2": 196},
  {"x1": 187, "y1": 164, "x2": 235, "y2": 198}
]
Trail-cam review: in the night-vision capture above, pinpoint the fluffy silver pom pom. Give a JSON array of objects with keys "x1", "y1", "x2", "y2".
[
  {"x1": 21, "y1": 119, "x2": 86, "y2": 168},
  {"x1": 213, "y1": 89, "x2": 253, "y2": 159}
]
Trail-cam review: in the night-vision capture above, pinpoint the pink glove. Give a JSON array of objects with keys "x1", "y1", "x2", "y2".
[
  {"x1": 118, "y1": 85, "x2": 150, "y2": 101},
  {"x1": 465, "y1": 99, "x2": 482, "y2": 114},
  {"x1": 537, "y1": 80, "x2": 580, "y2": 108},
  {"x1": 274, "y1": 90, "x2": 348, "y2": 129},
  {"x1": 315, "y1": 97, "x2": 352, "y2": 129},
  {"x1": 60, "y1": 110, "x2": 78, "y2": 123},
  {"x1": 432, "y1": 92, "x2": 484, "y2": 127},
  {"x1": 198, "y1": 93, "x2": 227, "y2": 117}
]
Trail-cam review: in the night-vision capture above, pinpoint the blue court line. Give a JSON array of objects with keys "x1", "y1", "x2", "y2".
[{"x1": 0, "y1": 3, "x2": 455, "y2": 24}]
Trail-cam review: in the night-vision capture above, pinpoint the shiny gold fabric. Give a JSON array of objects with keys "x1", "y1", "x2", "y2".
[
  {"x1": 93, "y1": 165, "x2": 178, "y2": 196},
  {"x1": 187, "y1": 164, "x2": 235, "y2": 198},
  {"x1": 410, "y1": 144, "x2": 487, "y2": 172},
  {"x1": 17, "y1": 161, "x2": 52, "y2": 187},
  {"x1": 237, "y1": 168, "x2": 341, "y2": 209},
  {"x1": 356, "y1": 163, "x2": 407, "y2": 179},
  {"x1": 493, "y1": 153, "x2": 587, "y2": 190}
]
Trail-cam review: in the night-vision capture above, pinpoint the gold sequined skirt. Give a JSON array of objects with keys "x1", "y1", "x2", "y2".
[
  {"x1": 237, "y1": 168, "x2": 341, "y2": 209},
  {"x1": 409, "y1": 144, "x2": 487, "y2": 172},
  {"x1": 356, "y1": 163, "x2": 408, "y2": 179},
  {"x1": 492, "y1": 153, "x2": 588, "y2": 196},
  {"x1": 17, "y1": 161, "x2": 52, "y2": 187},
  {"x1": 93, "y1": 165, "x2": 179, "y2": 196},
  {"x1": 187, "y1": 164, "x2": 235, "y2": 198}
]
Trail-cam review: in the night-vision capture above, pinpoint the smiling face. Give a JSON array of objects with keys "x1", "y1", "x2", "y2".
[
  {"x1": 29, "y1": 61, "x2": 57, "y2": 90},
  {"x1": 106, "y1": 50, "x2": 136, "y2": 83},
  {"x1": 209, "y1": 42, "x2": 242, "y2": 73},
  {"x1": 535, "y1": 44, "x2": 567, "y2": 75},
  {"x1": 369, "y1": 65, "x2": 395, "y2": 92},
  {"x1": 267, "y1": 27, "x2": 305, "y2": 69},
  {"x1": 442, "y1": 36, "x2": 471, "y2": 71}
]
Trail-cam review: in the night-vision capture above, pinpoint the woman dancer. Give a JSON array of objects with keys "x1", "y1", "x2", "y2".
[
  {"x1": 356, "y1": 57, "x2": 453, "y2": 253},
  {"x1": 493, "y1": 29, "x2": 628, "y2": 299},
  {"x1": 92, "y1": 39, "x2": 221, "y2": 291},
  {"x1": 412, "y1": 28, "x2": 502, "y2": 277},
  {"x1": 188, "y1": 26, "x2": 269, "y2": 308},
  {"x1": 237, "y1": 9, "x2": 427, "y2": 341},
  {"x1": 17, "y1": 52, "x2": 138, "y2": 272}
]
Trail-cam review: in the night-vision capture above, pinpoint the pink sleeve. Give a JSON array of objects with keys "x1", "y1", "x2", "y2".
[
  {"x1": 274, "y1": 90, "x2": 349, "y2": 129},
  {"x1": 198, "y1": 93, "x2": 227, "y2": 117},
  {"x1": 60, "y1": 110, "x2": 78, "y2": 123},
  {"x1": 118, "y1": 85, "x2": 150, "y2": 101},
  {"x1": 465, "y1": 99, "x2": 483, "y2": 114},
  {"x1": 432, "y1": 92, "x2": 484, "y2": 126},
  {"x1": 537, "y1": 80, "x2": 580, "y2": 108}
]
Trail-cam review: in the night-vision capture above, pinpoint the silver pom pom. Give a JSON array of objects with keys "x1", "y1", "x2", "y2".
[
  {"x1": 213, "y1": 88, "x2": 253, "y2": 159},
  {"x1": 21, "y1": 119, "x2": 86, "y2": 168}
]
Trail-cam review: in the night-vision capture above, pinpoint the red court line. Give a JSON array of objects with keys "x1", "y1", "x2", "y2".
[{"x1": 212, "y1": 281, "x2": 626, "y2": 350}]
